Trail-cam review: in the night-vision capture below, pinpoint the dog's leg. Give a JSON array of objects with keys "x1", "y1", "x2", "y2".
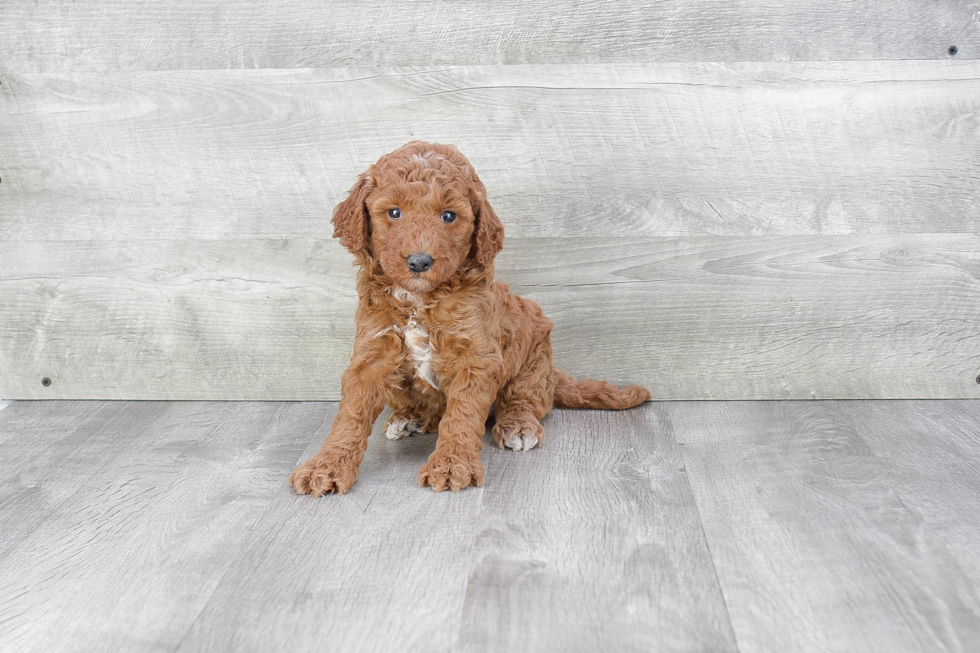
[
  {"x1": 492, "y1": 402, "x2": 546, "y2": 452},
  {"x1": 289, "y1": 344, "x2": 399, "y2": 496},
  {"x1": 418, "y1": 373, "x2": 496, "y2": 492},
  {"x1": 492, "y1": 334, "x2": 557, "y2": 452}
]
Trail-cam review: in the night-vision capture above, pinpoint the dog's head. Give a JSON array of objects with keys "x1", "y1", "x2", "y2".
[{"x1": 331, "y1": 141, "x2": 504, "y2": 292}]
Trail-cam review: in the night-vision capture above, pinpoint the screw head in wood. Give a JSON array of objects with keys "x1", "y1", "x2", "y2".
[
  {"x1": 976, "y1": 374, "x2": 980, "y2": 385},
  {"x1": 41, "y1": 377, "x2": 52, "y2": 387},
  {"x1": 948, "y1": 45, "x2": 958, "y2": 56}
]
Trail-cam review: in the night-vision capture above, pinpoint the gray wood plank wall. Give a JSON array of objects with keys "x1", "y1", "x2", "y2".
[
  {"x1": 1, "y1": 235, "x2": 978, "y2": 400},
  {"x1": 3, "y1": 63, "x2": 979, "y2": 240},
  {"x1": 1, "y1": 1, "x2": 975, "y2": 71},
  {"x1": 1, "y1": 4, "x2": 978, "y2": 400}
]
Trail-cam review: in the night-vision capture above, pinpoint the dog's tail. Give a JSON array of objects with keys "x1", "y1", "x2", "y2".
[{"x1": 552, "y1": 369, "x2": 651, "y2": 410}]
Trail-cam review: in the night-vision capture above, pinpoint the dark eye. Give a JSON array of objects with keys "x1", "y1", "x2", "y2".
[
  {"x1": 387, "y1": 208, "x2": 401, "y2": 220},
  {"x1": 441, "y1": 211, "x2": 457, "y2": 224}
]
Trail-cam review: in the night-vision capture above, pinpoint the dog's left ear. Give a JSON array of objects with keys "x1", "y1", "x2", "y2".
[
  {"x1": 331, "y1": 170, "x2": 374, "y2": 256},
  {"x1": 470, "y1": 180, "x2": 504, "y2": 267}
]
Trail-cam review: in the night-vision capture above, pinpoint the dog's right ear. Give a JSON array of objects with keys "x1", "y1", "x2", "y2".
[{"x1": 331, "y1": 171, "x2": 374, "y2": 255}]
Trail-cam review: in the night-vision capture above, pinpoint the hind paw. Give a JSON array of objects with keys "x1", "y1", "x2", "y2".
[
  {"x1": 383, "y1": 414, "x2": 428, "y2": 441},
  {"x1": 492, "y1": 418, "x2": 544, "y2": 452}
]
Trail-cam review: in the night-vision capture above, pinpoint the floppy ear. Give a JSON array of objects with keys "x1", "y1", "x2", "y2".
[
  {"x1": 470, "y1": 180, "x2": 504, "y2": 267},
  {"x1": 331, "y1": 171, "x2": 374, "y2": 255}
]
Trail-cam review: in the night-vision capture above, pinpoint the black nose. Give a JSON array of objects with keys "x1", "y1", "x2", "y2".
[{"x1": 406, "y1": 253, "x2": 433, "y2": 273}]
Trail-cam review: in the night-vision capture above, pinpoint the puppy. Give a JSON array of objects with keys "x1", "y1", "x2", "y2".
[{"x1": 290, "y1": 141, "x2": 650, "y2": 494}]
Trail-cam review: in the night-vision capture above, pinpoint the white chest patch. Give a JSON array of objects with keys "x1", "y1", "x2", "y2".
[
  {"x1": 392, "y1": 287, "x2": 422, "y2": 305},
  {"x1": 402, "y1": 316, "x2": 440, "y2": 390},
  {"x1": 378, "y1": 288, "x2": 439, "y2": 390}
]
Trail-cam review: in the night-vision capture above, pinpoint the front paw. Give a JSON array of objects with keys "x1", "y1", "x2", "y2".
[
  {"x1": 418, "y1": 450, "x2": 485, "y2": 492},
  {"x1": 289, "y1": 453, "x2": 359, "y2": 496}
]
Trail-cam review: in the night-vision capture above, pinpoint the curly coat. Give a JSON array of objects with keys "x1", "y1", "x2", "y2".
[{"x1": 289, "y1": 141, "x2": 650, "y2": 494}]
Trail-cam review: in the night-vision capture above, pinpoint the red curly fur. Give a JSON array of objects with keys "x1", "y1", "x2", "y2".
[{"x1": 289, "y1": 141, "x2": 650, "y2": 495}]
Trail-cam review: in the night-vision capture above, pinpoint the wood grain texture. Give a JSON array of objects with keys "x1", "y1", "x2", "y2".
[
  {"x1": 0, "y1": 239, "x2": 358, "y2": 401},
  {"x1": 1, "y1": 234, "x2": 977, "y2": 400},
  {"x1": 2, "y1": 62, "x2": 978, "y2": 240},
  {"x1": 0, "y1": 0, "x2": 975, "y2": 72},
  {"x1": 158, "y1": 403, "x2": 737, "y2": 652},
  {"x1": 0, "y1": 401, "x2": 121, "y2": 561},
  {"x1": 0, "y1": 400, "x2": 327, "y2": 652},
  {"x1": 3, "y1": 400, "x2": 979, "y2": 651},
  {"x1": 0, "y1": 401, "x2": 735, "y2": 651},
  {"x1": 175, "y1": 405, "x2": 486, "y2": 652},
  {"x1": 836, "y1": 400, "x2": 980, "y2": 647},
  {"x1": 669, "y1": 400, "x2": 980, "y2": 652},
  {"x1": 457, "y1": 406, "x2": 737, "y2": 652}
]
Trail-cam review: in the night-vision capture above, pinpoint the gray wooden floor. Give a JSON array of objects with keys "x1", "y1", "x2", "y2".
[{"x1": 0, "y1": 400, "x2": 978, "y2": 652}]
